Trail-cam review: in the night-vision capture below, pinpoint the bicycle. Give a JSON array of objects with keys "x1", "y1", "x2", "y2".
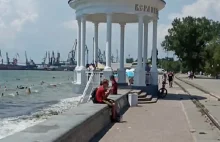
[{"x1": 158, "y1": 81, "x2": 168, "y2": 98}]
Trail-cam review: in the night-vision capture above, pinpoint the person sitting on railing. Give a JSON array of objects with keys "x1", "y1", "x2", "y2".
[
  {"x1": 96, "y1": 79, "x2": 116, "y2": 121},
  {"x1": 129, "y1": 77, "x2": 134, "y2": 85},
  {"x1": 110, "y1": 75, "x2": 118, "y2": 95},
  {"x1": 92, "y1": 63, "x2": 96, "y2": 70},
  {"x1": 86, "y1": 64, "x2": 90, "y2": 70}
]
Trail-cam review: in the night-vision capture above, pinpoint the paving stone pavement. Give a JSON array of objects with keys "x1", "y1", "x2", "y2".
[
  {"x1": 175, "y1": 79, "x2": 220, "y2": 142},
  {"x1": 178, "y1": 74, "x2": 220, "y2": 97},
  {"x1": 98, "y1": 85, "x2": 194, "y2": 142}
]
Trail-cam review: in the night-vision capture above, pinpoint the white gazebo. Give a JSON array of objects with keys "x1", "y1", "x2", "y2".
[{"x1": 68, "y1": 0, "x2": 166, "y2": 94}]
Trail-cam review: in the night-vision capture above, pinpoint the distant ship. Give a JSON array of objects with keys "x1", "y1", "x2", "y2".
[
  {"x1": 0, "y1": 51, "x2": 37, "y2": 70},
  {"x1": 0, "y1": 64, "x2": 37, "y2": 70}
]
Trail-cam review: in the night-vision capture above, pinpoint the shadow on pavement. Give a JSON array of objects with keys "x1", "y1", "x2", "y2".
[
  {"x1": 89, "y1": 106, "x2": 129, "y2": 142},
  {"x1": 179, "y1": 76, "x2": 216, "y2": 80},
  {"x1": 89, "y1": 122, "x2": 114, "y2": 142},
  {"x1": 160, "y1": 93, "x2": 207, "y2": 101},
  {"x1": 194, "y1": 77, "x2": 219, "y2": 80}
]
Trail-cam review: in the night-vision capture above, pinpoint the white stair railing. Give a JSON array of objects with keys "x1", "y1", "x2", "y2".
[
  {"x1": 86, "y1": 71, "x2": 103, "y2": 102},
  {"x1": 78, "y1": 72, "x2": 94, "y2": 105},
  {"x1": 77, "y1": 70, "x2": 103, "y2": 105},
  {"x1": 73, "y1": 70, "x2": 77, "y2": 83}
]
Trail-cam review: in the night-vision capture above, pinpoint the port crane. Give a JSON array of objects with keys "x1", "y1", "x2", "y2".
[
  {"x1": 6, "y1": 52, "x2": 10, "y2": 65},
  {"x1": 67, "y1": 39, "x2": 89, "y2": 65},
  {"x1": 12, "y1": 53, "x2": 19, "y2": 65},
  {"x1": 0, "y1": 50, "x2": 3, "y2": 64},
  {"x1": 25, "y1": 51, "x2": 36, "y2": 67},
  {"x1": 48, "y1": 51, "x2": 51, "y2": 65},
  {"x1": 56, "y1": 52, "x2": 60, "y2": 65},
  {"x1": 116, "y1": 49, "x2": 119, "y2": 63},
  {"x1": 68, "y1": 39, "x2": 77, "y2": 65},
  {"x1": 42, "y1": 51, "x2": 47, "y2": 66},
  {"x1": 97, "y1": 49, "x2": 107, "y2": 64},
  {"x1": 111, "y1": 54, "x2": 114, "y2": 63}
]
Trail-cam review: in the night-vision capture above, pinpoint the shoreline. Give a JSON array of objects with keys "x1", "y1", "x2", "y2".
[
  {"x1": 0, "y1": 70, "x2": 78, "y2": 139},
  {"x1": 0, "y1": 95, "x2": 81, "y2": 139}
]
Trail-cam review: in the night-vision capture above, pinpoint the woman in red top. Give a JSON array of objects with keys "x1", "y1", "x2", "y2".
[{"x1": 110, "y1": 75, "x2": 118, "y2": 94}]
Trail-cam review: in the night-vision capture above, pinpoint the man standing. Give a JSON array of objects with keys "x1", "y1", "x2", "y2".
[{"x1": 168, "y1": 72, "x2": 174, "y2": 87}]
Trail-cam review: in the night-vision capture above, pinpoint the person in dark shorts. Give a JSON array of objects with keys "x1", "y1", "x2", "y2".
[
  {"x1": 96, "y1": 79, "x2": 116, "y2": 120},
  {"x1": 110, "y1": 75, "x2": 118, "y2": 95},
  {"x1": 168, "y1": 72, "x2": 174, "y2": 87}
]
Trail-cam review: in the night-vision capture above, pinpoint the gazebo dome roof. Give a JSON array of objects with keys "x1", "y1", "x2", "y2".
[{"x1": 68, "y1": 0, "x2": 166, "y2": 23}]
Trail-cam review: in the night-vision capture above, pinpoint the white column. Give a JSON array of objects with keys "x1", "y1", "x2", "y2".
[
  {"x1": 76, "y1": 19, "x2": 81, "y2": 70},
  {"x1": 104, "y1": 13, "x2": 112, "y2": 71},
  {"x1": 143, "y1": 22, "x2": 148, "y2": 70},
  {"x1": 75, "y1": 16, "x2": 87, "y2": 87},
  {"x1": 120, "y1": 23, "x2": 125, "y2": 70},
  {"x1": 150, "y1": 20, "x2": 158, "y2": 85},
  {"x1": 94, "y1": 22, "x2": 98, "y2": 66},
  {"x1": 134, "y1": 15, "x2": 145, "y2": 86},
  {"x1": 137, "y1": 16, "x2": 143, "y2": 69},
  {"x1": 118, "y1": 23, "x2": 126, "y2": 84},
  {"x1": 80, "y1": 15, "x2": 86, "y2": 68}
]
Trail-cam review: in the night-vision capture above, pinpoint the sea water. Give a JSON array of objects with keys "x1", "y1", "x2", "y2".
[{"x1": 0, "y1": 70, "x2": 81, "y2": 139}]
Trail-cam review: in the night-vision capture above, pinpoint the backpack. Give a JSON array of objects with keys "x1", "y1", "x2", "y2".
[{"x1": 91, "y1": 88, "x2": 98, "y2": 103}]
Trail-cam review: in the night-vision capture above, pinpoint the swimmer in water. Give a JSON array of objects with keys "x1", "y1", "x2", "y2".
[
  {"x1": 40, "y1": 81, "x2": 45, "y2": 85},
  {"x1": 17, "y1": 85, "x2": 25, "y2": 89},
  {"x1": 16, "y1": 92, "x2": 19, "y2": 95},
  {"x1": 4, "y1": 86, "x2": 7, "y2": 92},
  {"x1": 1, "y1": 93, "x2": 3, "y2": 96},
  {"x1": 26, "y1": 88, "x2": 31, "y2": 95}
]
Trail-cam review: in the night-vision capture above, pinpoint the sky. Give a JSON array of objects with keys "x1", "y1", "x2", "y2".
[{"x1": 0, "y1": 0, "x2": 220, "y2": 64}]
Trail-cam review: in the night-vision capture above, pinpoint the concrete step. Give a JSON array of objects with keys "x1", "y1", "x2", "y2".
[
  {"x1": 138, "y1": 94, "x2": 152, "y2": 101},
  {"x1": 130, "y1": 89, "x2": 142, "y2": 94},
  {"x1": 138, "y1": 92, "x2": 147, "y2": 98},
  {"x1": 138, "y1": 96, "x2": 158, "y2": 104}
]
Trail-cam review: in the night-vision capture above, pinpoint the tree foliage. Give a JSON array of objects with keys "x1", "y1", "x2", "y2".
[
  {"x1": 161, "y1": 16, "x2": 220, "y2": 74},
  {"x1": 158, "y1": 58, "x2": 181, "y2": 73},
  {"x1": 204, "y1": 37, "x2": 220, "y2": 77},
  {"x1": 126, "y1": 57, "x2": 134, "y2": 63}
]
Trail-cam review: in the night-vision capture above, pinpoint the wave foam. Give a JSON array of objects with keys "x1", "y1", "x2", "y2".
[{"x1": 0, "y1": 96, "x2": 81, "y2": 140}]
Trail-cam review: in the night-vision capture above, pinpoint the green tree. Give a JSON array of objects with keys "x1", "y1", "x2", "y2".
[
  {"x1": 161, "y1": 16, "x2": 220, "y2": 73},
  {"x1": 126, "y1": 58, "x2": 134, "y2": 63},
  {"x1": 205, "y1": 37, "x2": 220, "y2": 78},
  {"x1": 158, "y1": 58, "x2": 181, "y2": 73}
]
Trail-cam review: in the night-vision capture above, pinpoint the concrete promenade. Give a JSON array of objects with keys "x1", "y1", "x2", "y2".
[
  {"x1": 178, "y1": 74, "x2": 220, "y2": 97},
  {"x1": 97, "y1": 86, "x2": 195, "y2": 142},
  {"x1": 176, "y1": 74, "x2": 220, "y2": 141}
]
